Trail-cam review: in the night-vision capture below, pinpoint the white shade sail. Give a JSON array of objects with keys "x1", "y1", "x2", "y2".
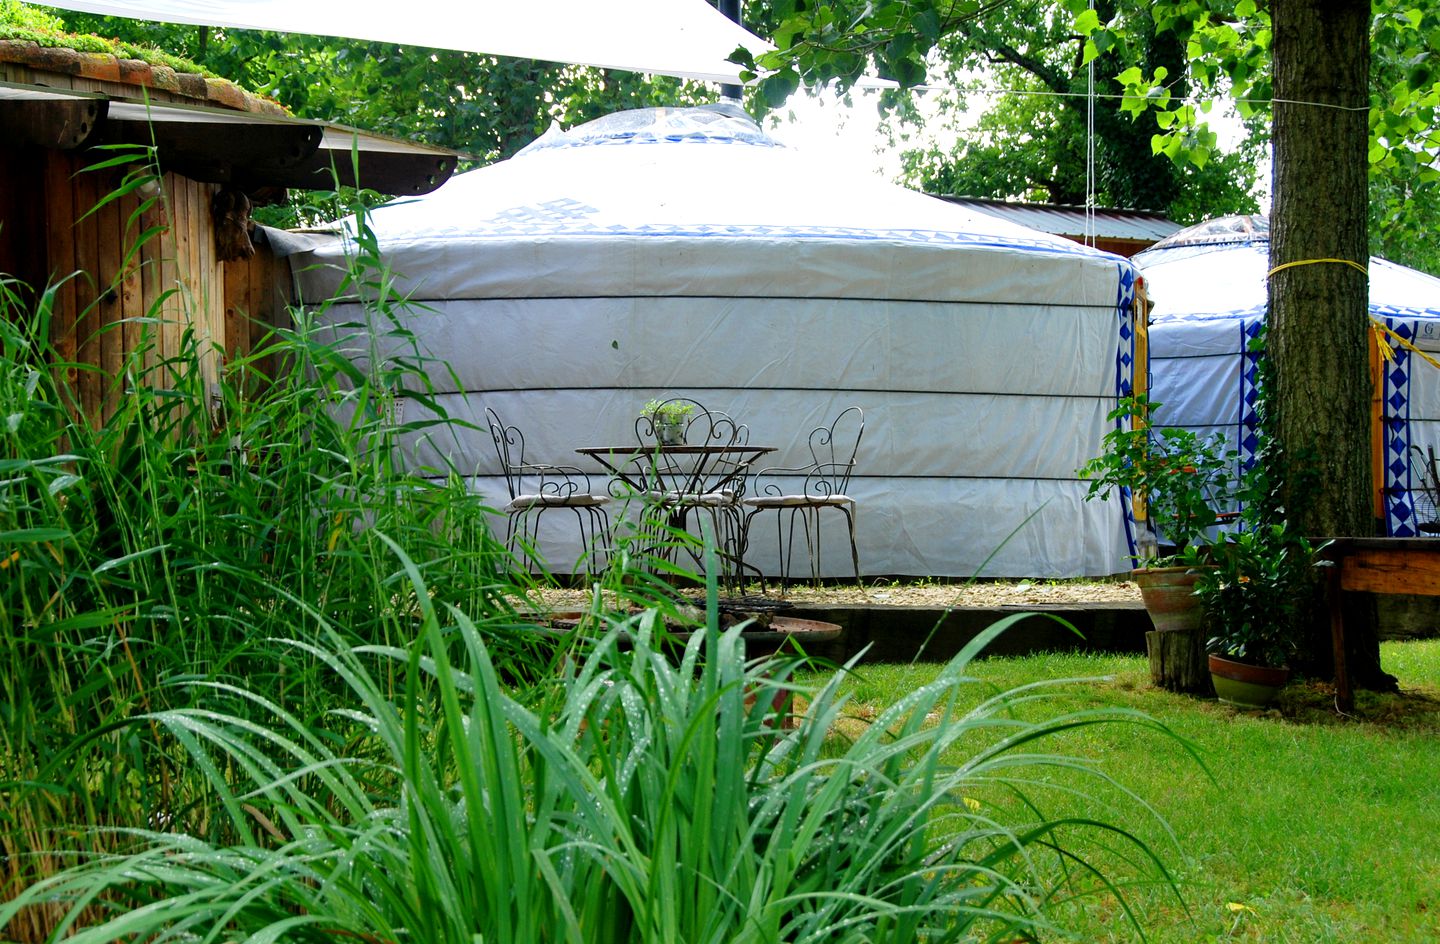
[{"x1": 36, "y1": 0, "x2": 773, "y2": 85}]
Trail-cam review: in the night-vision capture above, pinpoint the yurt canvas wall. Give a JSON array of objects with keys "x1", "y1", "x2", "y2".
[
  {"x1": 290, "y1": 106, "x2": 1143, "y2": 577},
  {"x1": 1140, "y1": 215, "x2": 1440, "y2": 536}
]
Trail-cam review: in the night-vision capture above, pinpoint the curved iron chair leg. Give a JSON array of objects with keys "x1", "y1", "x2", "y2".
[
  {"x1": 782, "y1": 506, "x2": 804, "y2": 590},
  {"x1": 565, "y1": 506, "x2": 587, "y2": 576},
  {"x1": 585, "y1": 506, "x2": 612, "y2": 576},
  {"x1": 738, "y1": 507, "x2": 768, "y2": 596},
  {"x1": 523, "y1": 507, "x2": 545, "y2": 573},
  {"x1": 562, "y1": 504, "x2": 612, "y2": 578},
  {"x1": 805, "y1": 507, "x2": 822, "y2": 585},
  {"x1": 841, "y1": 504, "x2": 860, "y2": 583},
  {"x1": 726, "y1": 503, "x2": 766, "y2": 593}
]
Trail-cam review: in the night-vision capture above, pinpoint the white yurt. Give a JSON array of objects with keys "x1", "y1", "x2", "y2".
[
  {"x1": 1139, "y1": 214, "x2": 1440, "y2": 536},
  {"x1": 288, "y1": 104, "x2": 1143, "y2": 576}
]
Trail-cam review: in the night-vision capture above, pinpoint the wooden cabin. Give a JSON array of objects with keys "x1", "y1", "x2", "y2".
[{"x1": 0, "y1": 40, "x2": 457, "y2": 424}]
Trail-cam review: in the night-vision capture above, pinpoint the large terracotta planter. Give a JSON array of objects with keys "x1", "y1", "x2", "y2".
[
  {"x1": 1208, "y1": 653, "x2": 1290, "y2": 708},
  {"x1": 1133, "y1": 566, "x2": 1205, "y2": 633}
]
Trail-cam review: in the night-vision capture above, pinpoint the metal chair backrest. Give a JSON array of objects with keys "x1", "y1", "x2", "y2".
[
  {"x1": 485, "y1": 407, "x2": 526, "y2": 501},
  {"x1": 804, "y1": 406, "x2": 864, "y2": 497},
  {"x1": 486, "y1": 407, "x2": 584, "y2": 501},
  {"x1": 636, "y1": 397, "x2": 748, "y2": 450}
]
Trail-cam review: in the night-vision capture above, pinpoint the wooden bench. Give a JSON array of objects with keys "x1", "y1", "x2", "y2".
[{"x1": 1324, "y1": 538, "x2": 1440, "y2": 712}]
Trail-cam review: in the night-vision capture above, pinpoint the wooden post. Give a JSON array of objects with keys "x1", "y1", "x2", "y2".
[
  {"x1": 1368, "y1": 326, "x2": 1384, "y2": 522},
  {"x1": 1327, "y1": 559, "x2": 1353, "y2": 713},
  {"x1": 1132, "y1": 279, "x2": 1151, "y2": 526}
]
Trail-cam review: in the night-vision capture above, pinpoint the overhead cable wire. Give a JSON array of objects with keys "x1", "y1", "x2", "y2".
[
  {"x1": 1083, "y1": 0, "x2": 1097, "y2": 247},
  {"x1": 895, "y1": 82, "x2": 1379, "y2": 113}
]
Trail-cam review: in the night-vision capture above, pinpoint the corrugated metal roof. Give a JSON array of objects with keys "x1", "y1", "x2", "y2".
[{"x1": 934, "y1": 196, "x2": 1183, "y2": 243}]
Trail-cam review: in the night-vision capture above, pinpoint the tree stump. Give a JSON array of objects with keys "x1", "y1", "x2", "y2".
[
  {"x1": 1146, "y1": 628, "x2": 1214, "y2": 695},
  {"x1": 1135, "y1": 566, "x2": 1216, "y2": 694}
]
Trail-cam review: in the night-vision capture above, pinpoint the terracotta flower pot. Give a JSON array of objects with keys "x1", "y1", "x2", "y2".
[
  {"x1": 1208, "y1": 653, "x2": 1290, "y2": 708},
  {"x1": 1133, "y1": 565, "x2": 1207, "y2": 633}
]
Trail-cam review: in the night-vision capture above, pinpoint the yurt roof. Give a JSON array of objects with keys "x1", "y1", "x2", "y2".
[
  {"x1": 302, "y1": 105, "x2": 1133, "y2": 306},
  {"x1": 1135, "y1": 214, "x2": 1440, "y2": 322}
]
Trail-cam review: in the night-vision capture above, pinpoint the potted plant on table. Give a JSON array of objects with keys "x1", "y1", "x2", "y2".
[
  {"x1": 1079, "y1": 394, "x2": 1238, "y2": 691},
  {"x1": 641, "y1": 398, "x2": 695, "y2": 446},
  {"x1": 1197, "y1": 522, "x2": 1326, "y2": 708}
]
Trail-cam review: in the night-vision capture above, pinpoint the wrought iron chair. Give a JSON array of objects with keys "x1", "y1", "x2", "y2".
[
  {"x1": 741, "y1": 406, "x2": 864, "y2": 588},
  {"x1": 628, "y1": 398, "x2": 753, "y2": 581},
  {"x1": 485, "y1": 407, "x2": 611, "y2": 574}
]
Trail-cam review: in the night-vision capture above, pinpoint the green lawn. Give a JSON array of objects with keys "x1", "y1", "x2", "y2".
[{"x1": 808, "y1": 639, "x2": 1440, "y2": 942}]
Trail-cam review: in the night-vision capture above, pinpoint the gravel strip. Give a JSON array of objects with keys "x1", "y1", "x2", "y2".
[{"x1": 534, "y1": 579, "x2": 1141, "y2": 611}]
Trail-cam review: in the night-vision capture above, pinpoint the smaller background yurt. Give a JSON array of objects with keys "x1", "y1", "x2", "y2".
[
  {"x1": 291, "y1": 105, "x2": 1145, "y2": 577},
  {"x1": 1139, "y1": 215, "x2": 1440, "y2": 536}
]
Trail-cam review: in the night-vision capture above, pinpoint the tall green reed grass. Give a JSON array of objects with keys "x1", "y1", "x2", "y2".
[
  {"x1": 0, "y1": 164, "x2": 550, "y2": 939},
  {"x1": 4, "y1": 538, "x2": 1191, "y2": 943}
]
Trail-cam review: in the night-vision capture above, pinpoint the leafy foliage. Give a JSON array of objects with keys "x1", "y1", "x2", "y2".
[
  {"x1": 1079, "y1": 394, "x2": 1238, "y2": 554},
  {"x1": 0, "y1": 166, "x2": 554, "y2": 938},
  {"x1": 740, "y1": 0, "x2": 1440, "y2": 271},
  {"x1": 1197, "y1": 523, "x2": 1326, "y2": 668},
  {"x1": 1084, "y1": 0, "x2": 1440, "y2": 272},
  {"x1": 1368, "y1": 1, "x2": 1440, "y2": 273},
  {"x1": 747, "y1": 0, "x2": 1261, "y2": 217}
]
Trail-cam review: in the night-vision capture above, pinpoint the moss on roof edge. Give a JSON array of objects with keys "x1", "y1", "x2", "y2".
[{"x1": 0, "y1": 25, "x2": 288, "y2": 116}]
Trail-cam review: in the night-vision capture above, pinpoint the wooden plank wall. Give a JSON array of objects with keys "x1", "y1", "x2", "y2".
[
  {"x1": 39, "y1": 149, "x2": 225, "y2": 426},
  {"x1": 4, "y1": 62, "x2": 296, "y2": 427},
  {"x1": 223, "y1": 236, "x2": 294, "y2": 391}
]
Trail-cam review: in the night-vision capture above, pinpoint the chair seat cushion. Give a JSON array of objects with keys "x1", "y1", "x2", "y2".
[
  {"x1": 649, "y1": 490, "x2": 739, "y2": 506},
  {"x1": 508, "y1": 494, "x2": 610, "y2": 511},
  {"x1": 744, "y1": 494, "x2": 853, "y2": 509}
]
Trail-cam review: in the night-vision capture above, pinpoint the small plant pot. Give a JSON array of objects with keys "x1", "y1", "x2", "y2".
[
  {"x1": 657, "y1": 421, "x2": 686, "y2": 446},
  {"x1": 1208, "y1": 653, "x2": 1290, "y2": 708}
]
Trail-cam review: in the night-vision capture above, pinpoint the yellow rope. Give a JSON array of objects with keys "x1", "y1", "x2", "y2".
[
  {"x1": 1266, "y1": 257, "x2": 1369, "y2": 278},
  {"x1": 1372, "y1": 318, "x2": 1440, "y2": 371}
]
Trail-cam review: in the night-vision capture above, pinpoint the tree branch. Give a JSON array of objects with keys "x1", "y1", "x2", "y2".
[{"x1": 958, "y1": 23, "x2": 1070, "y2": 93}]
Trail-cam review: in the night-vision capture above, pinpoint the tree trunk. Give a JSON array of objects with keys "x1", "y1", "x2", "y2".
[
  {"x1": 1146, "y1": 629, "x2": 1214, "y2": 695},
  {"x1": 1270, "y1": 0, "x2": 1394, "y2": 690}
]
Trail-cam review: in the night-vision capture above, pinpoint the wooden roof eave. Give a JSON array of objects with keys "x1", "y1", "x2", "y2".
[{"x1": 0, "y1": 80, "x2": 460, "y2": 196}]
